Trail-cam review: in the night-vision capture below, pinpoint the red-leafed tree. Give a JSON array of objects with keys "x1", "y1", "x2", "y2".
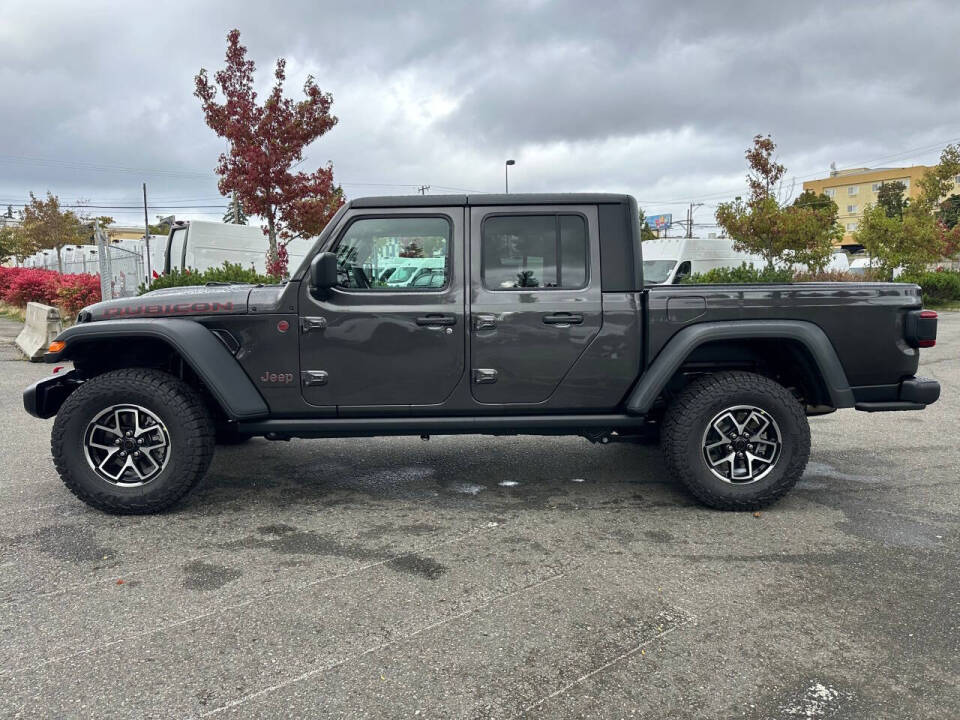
[{"x1": 195, "y1": 29, "x2": 345, "y2": 277}]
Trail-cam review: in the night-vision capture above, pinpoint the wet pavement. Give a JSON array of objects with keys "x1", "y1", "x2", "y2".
[{"x1": 0, "y1": 313, "x2": 957, "y2": 718}]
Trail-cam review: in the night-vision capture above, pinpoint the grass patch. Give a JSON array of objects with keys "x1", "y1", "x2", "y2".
[{"x1": 0, "y1": 302, "x2": 26, "y2": 323}]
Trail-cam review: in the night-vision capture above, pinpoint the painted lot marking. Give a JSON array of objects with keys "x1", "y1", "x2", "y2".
[
  {"x1": 1, "y1": 521, "x2": 502, "y2": 677},
  {"x1": 200, "y1": 573, "x2": 566, "y2": 717}
]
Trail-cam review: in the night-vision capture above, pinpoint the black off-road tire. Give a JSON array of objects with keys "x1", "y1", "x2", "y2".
[
  {"x1": 661, "y1": 371, "x2": 810, "y2": 510},
  {"x1": 52, "y1": 368, "x2": 215, "y2": 514}
]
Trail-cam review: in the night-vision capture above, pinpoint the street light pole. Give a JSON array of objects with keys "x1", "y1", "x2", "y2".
[{"x1": 505, "y1": 159, "x2": 515, "y2": 193}]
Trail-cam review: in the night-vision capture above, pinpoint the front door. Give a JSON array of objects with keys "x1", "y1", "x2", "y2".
[
  {"x1": 299, "y1": 208, "x2": 465, "y2": 408},
  {"x1": 469, "y1": 204, "x2": 602, "y2": 405}
]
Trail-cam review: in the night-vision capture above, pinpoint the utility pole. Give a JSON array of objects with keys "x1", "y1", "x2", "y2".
[
  {"x1": 417, "y1": 185, "x2": 430, "y2": 195},
  {"x1": 686, "y1": 202, "x2": 704, "y2": 239},
  {"x1": 142, "y1": 183, "x2": 152, "y2": 282},
  {"x1": 232, "y1": 190, "x2": 240, "y2": 223}
]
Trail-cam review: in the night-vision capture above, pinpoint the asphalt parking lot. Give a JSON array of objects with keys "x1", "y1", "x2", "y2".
[{"x1": 0, "y1": 314, "x2": 957, "y2": 719}]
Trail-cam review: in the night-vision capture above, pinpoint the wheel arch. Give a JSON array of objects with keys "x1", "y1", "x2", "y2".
[
  {"x1": 45, "y1": 319, "x2": 269, "y2": 421},
  {"x1": 626, "y1": 320, "x2": 855, "y2": 415}
]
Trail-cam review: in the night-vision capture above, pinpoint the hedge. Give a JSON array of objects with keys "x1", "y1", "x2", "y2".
[
  {"x1": 0, "y1": 266, "x2": 101, "y2": 317},
  {"x1": 139, "y1": 262, "x2": 276, "y2": 294},
  {"x1": 681, "y1": 263, "x2": 794, "y2": 284},
  {"x1": 897, "y1": 269, "x2": 960, "y2": 306}
]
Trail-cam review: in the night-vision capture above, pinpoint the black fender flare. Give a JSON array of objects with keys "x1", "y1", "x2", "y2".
[
  {"x1": 625, "y1": 320, "x2": 855, "y2": 415},
  {"x1": 46, "y1": 318, "x2": 269, "y2": 420}
]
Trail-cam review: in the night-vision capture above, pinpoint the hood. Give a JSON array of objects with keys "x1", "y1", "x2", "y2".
[{"x1": 79, "y1": 284, "x2": 253, "y2": 322}]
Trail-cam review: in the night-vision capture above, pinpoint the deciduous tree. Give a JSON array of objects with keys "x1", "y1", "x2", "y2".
[
  {"x1": 938, "y1": 194, "x2": 960, "y2": 229},
  {"x1": 855, "y1": 145, "x2": 960, "y2": 276},
  {"x1": 855, "y1": 203, "x2": 940, "y2": 278},
  {"x1": 195, "y1": 29, "x2": 345, "y2": 277},
  {"x1": 638, "y1": 209, "x2": 656, "y2": 241},
  {"x1": 715, "y1": 135, "x2": 839, "y2": 271},
  {"x1": 917, "y1": 144, "x2": 960, "y2": 210},
  {"x1": 876, "y1": 180, "x2": 907, "y2": 219},
  {"x1": 19, "y1": 193, "x2": 85, "y2": 273}
]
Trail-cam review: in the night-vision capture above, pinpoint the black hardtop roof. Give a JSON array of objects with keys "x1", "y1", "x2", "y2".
[{"x1": 348, "y1": 192, "x2": 633, "y2": 209}]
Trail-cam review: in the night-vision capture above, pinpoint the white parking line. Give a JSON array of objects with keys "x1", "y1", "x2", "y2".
[
  {"x1": 1, "y1": 521, "x2": 503, "y2": 677},
  {"x1": 199, "y1": 573, "x2": 565, "y2": 717},
  {"x1": 517, "y1": 611, "x2": 697, "y2": 716}
]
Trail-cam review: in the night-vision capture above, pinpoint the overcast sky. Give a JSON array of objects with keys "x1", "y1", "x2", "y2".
[{"x1": 1, "y1": 0, "x2": 959, "y2": 229}]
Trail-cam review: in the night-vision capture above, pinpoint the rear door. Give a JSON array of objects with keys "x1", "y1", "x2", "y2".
[{"x1": 469, "y1": 204, "x2": 602, "y2": 404}]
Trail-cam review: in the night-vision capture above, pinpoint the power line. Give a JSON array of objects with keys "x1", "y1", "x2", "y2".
[{"x1": 638, "y1": 132, "x2": 960, "y2": 208}]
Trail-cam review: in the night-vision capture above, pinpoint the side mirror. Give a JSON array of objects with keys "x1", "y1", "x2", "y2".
[{"x1": 310, "y1": 252, "x2": 338, "y2": 291}]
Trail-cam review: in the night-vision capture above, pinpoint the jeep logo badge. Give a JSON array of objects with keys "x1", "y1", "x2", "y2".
[{"x1": 260, "y1": 371, "x2": 295, "y2": 385}]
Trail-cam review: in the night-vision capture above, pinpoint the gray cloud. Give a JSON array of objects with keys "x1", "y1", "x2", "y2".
[{"x1": 1, "y1": 0, "x2": 958, "y2": 225}]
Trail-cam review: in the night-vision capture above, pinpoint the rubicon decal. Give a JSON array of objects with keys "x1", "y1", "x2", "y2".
[{"x1": 103, "y1": 302, "x2": 235, "y2": 318}]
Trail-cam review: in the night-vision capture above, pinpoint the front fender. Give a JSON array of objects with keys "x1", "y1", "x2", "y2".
[
  {"x1": 625, "y1": 320, "x2": 855, "y2": 415},
  {"x1": 45, "y1": 319, "x2": 270, "y2": 420}
]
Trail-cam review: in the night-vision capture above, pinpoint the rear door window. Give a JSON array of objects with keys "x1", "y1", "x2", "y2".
[{"x1": 481, "y1": 214, "x2": 588, "y2": 290}]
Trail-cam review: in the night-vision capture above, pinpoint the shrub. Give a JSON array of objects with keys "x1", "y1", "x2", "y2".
[
  {"x1": 139, "y1": 262, "x2": 275, "y2": 294},
  {"x1": 898, "y1": 269, "x2": 960, "y2": 306},
  {"x1": 3, "y1": 268, "x2": 60, "y2": 306},
  {"x1": 0, "y1": 266, "x2": 19, "y2": 298},
  {"x1": 682, "y1": 263, "x2": 794, "y2": 284},
  {"x1": 56, "y1": 273, "x2": 102, "y2": 316},
  {"x1": 0, "y1": 266, "x2": 101, "y2": 316},
  {"x1": 792, "y1": 270, "x2": 873, "y2": 282}
]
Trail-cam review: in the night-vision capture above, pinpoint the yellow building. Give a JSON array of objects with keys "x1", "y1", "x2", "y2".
[
  {"x1": 803, "y1": 165, "x2": 937, "y2": 246},
  {"x1": 107, "y1": 225, "x2": 153, "y2": 242}
]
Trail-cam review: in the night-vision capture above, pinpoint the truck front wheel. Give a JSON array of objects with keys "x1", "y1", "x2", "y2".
[
  {"x1": 661, "y1": 371, "x2": 810, "y2": 510},
  {"x1": 51, "y1": 368, "x2": 215, "y2": 514}
]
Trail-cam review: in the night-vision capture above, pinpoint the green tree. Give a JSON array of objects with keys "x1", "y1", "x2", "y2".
[
  {"x1": 876, "y1": 180, "x2": 907, "y2": 219},
  {"x1": 223, "y1": 191, "x2": 248, "y2": 225},
  {"x1": 715, "y1": 135, "x2": 839, "y2": 271},
  {"x1": 638, "y1": 208, "x2": 656, "y2": 241},
  {"x1": 917, "y1": 144, "x2": 960, "y2": 210},
  {"x1": 854, "y1": 144, "x2": 960, "y2": 277},
  {"x1": 20, "y1": 192, "x2": 86, "y2": 273},
  {"x1": 855, "y1": 203, "x2": 940, "y2": 278},
  {"x1": 938, "y1": 194, "x2": 960, "y2": 229},
  {"x1": 0, "y1": 226, "x2": 16, "y2": 262}
]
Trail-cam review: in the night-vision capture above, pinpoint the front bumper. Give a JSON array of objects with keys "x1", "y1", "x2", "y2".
[
  {"x1": 23, "y1": 370, "x2": 83, "y2": 419},
  {"x1": 854, "y1": 376, "x2": 941, "y2": 412}
]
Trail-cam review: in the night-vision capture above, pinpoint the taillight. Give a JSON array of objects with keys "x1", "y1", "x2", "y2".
[{"x1": 906, "y1": 309, "x2": 937, "y2": 348}]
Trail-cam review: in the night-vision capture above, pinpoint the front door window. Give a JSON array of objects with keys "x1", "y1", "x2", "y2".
[{"x1": 334, "y1": 217, "x2": 451, "y2": 291}]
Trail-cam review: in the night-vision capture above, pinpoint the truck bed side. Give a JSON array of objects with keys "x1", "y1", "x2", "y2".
[{"x1": 646, "y1": 282, "x2": 922, "y2": 391}]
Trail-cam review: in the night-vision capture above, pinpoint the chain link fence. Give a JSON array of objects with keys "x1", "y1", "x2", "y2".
[{"x1": 32, "y1": 231, "x2": 147, "y2": 299}]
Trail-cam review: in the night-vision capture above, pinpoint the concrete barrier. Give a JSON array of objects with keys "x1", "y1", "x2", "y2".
[{"x1": 15, "y1": 302, "x2": 63, "y2": 362}]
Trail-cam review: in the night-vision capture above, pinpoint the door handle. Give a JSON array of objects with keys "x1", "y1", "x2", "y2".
[
  {"x1": 542, "y1": 313, "x2": 583, "y2": 325},
  {"x1": 416, "y1": 314, "x2": 456, "y2": 327},
  {"x1": 473, "y1": 314, "x2": 497, "y2": 331}
]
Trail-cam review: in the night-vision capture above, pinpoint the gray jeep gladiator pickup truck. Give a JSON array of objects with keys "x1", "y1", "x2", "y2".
[{"x1": 24, "y1": 193, "x2": 941, "y2": 514}]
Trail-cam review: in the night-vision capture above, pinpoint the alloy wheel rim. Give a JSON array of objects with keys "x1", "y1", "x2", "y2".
[
  {"x1": 82, "y1": 404, "x2": 171, "y2": 487},
  {"x1": 701, "y1": 404, "x2": 782, "y2": 485}
]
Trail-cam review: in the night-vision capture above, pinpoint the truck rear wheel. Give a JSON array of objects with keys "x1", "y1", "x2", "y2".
[
  {"x1": 661, "y1": 371, "x2": 810, "y2": 510},
  {"x1": 51, "y1": 368, "x2": 215, "y2": 514}
]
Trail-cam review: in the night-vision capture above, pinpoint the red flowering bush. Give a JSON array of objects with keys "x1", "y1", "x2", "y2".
[
  {"x1": 0, "y1": 266, "x2": 19, "y2": 299},
  {"x1": 0, "y1": 266, "x2": 101, "y2": 316},
  {"x1": 3, "y1": 268, "x2": 60, "y2": 306},
  {"x1": 56, "y1": 273, "x2": 102, "y2": 316}
]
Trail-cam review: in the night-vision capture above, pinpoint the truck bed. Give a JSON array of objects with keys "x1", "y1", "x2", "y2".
[{"x1": 646, "y1": 282, "x2": 923, "y2": 388}]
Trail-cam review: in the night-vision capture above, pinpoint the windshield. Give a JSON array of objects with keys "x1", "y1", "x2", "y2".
[
  {"x1": 388, "y1": 266, "x2": 418, "y2": 283},
  {"x1": 642, "y1": 259, "x2": 677, "y2": 284}
]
